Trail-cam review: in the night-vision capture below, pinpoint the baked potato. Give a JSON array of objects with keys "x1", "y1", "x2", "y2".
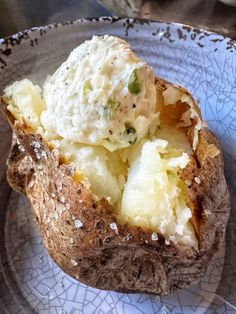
[{"x1": 0, "y1": 35, "x2": 230, "y2": 295}]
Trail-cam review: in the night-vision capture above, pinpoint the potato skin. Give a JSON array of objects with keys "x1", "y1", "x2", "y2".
[
  {"x1": 3, "y1": 122, "x2": 229, "y2": 295},
  {"x1": 1, "y1": 78, "x2": 230, "y2": 295}
]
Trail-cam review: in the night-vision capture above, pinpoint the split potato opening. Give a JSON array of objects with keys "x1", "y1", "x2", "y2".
[{"x1": 3, "y1": 77, "x2": 202, "y2": 248}]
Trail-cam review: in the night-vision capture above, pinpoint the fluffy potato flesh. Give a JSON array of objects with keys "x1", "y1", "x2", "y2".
[
  {"x1": 120, "y1": 139, "x2": 194, "y2": 246},
  {"x1": 3, "y1": 78, "x2": 201, "y2": 248}
]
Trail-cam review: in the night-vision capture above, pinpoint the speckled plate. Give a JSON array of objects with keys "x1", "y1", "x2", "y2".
[{"x1": 0, "y1": 17, "x2": 236, "y2": 314}]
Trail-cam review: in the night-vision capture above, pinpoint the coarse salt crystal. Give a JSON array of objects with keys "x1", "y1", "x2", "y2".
[
  {"x1": 18, "y1": 145, "x2": 25, "y2": 152},
  {"x1": 54, "y1": 211, "x2": 59, "y2": 220},
  {"x1": 69, "y1": 238, "x2": 74, "y2": 244},
  {"x1": 74, "y1": 219, "x2": 83, "y2": 228},
  {"x1": 185, "y1": 180, "x2": 191, "y2": 186},
  {"x1": 31, "y1": 141, "x2": 41, "y2": 149},
  {"x1": 151, "y1": 232, "x2": 158, "y2": 241},
  {"x1": 28, "y1": 181, "x2": 34, "y2": 188},
  {"x1": 194, "y1": 176, "x2": 201, "y2": 184},
  {"x1": 60, "y1": 196, "x2": 65, "y2": 203},
  {"x1": 41, "y1": 151, "x2": 47, "y2": 158},
  {"x1": 110, "y1": 222, "x2": 119, "y2": 234},
  {"x1": 56, "y1": 182, "x2": 63, "y2": 191},
  {"x1": 165, "y1": 239, "x2": 170, "y2": 245},
  {"x1": 71, "y1": 259, "x2": 78, "y2": 266},
  {"x1": 65, "y1": 203, "x2": 70, "y2": 210},
  {"x1": 45, "y1": 217, "x2": 51, "y2": 224}
]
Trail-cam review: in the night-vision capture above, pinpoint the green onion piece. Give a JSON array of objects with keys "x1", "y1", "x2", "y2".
[
  {"x1": 128, "y1": 69, "x2": 141, "y2": 95},
  {"x1": 83, "y1": 80, "x2": 92, "y2": 96},
  {"x1": 105, "y1": 98, "x2": 120, "y2": 119},
  {"x1": 125, "y1": 123, "x2": 137, "y2": 145}
]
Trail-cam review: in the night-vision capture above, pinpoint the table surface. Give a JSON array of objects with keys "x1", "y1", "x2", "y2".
[{"x1": 0, "y1": 0, "x2": 235, "y2": 39}]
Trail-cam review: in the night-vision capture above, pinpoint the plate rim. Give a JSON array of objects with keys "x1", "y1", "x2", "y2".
[
  {"x1": 0, "y1": 15, "x2": 235, "y2": 313},
  {"x1": 0, "y1": 16, "x2": 235, "y2": 45}
]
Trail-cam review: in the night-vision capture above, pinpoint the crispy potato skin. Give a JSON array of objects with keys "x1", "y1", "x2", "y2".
[{"x1": 1, "y1": 80, "x2": 230, "y2": 295}]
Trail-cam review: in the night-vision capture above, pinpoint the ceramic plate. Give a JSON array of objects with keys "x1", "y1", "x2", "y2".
[{"x1": 0, "y1": 17, "x2": 236, "y2": 314}]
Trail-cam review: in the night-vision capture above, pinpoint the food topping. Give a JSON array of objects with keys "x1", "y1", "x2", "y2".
[
  {"x1": 40, "y1": 35, "x2": 158, "y2": 151},
  {"x1": 74, "y1": 219, "x2": 83, "y2": 229},
  {"x1": 151, "y1": 232, "x2": 158, "y2": 241},
  {"x1": 104, "y1": 98, "x2": 120, "y2": 119},
  {"x1": 109, "y1": 222, "x2": 119, "y2": 234},
  {"x1": 128, "y1": 68, "x2": 141, "y2": 94},
  {"x1": 70, "y1": 259, "x2": 78, "y2": 266}
]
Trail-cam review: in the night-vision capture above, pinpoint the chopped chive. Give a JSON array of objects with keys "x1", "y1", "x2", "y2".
[
  {"x1": 128, "y1": 69, "x2": 141, "y2": 95},
  {"x1": 125, "y1": 123, "x2": 137, "y2": 145},
  {"x1": 83, "y1": 80, "x2": 92, "y2": 96},
  {"x1": 105, "y1": 98, "x2": 120, "y2": 119}
]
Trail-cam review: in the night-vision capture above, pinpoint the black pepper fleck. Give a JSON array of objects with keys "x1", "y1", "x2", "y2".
[
  {"x1": 95, "y1": 220, "x2": 104, "y2": 229},
  {"x1": 103, "y1": 236, "x2": 113, "y2": 244}
]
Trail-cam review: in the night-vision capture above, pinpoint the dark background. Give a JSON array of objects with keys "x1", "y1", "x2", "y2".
[
  {"x1": 0, "y1": 0, "x2": 236, "y2": 39},
  {"x1": 0, "y1": 0, "x2": 111, "y2": 38}
]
